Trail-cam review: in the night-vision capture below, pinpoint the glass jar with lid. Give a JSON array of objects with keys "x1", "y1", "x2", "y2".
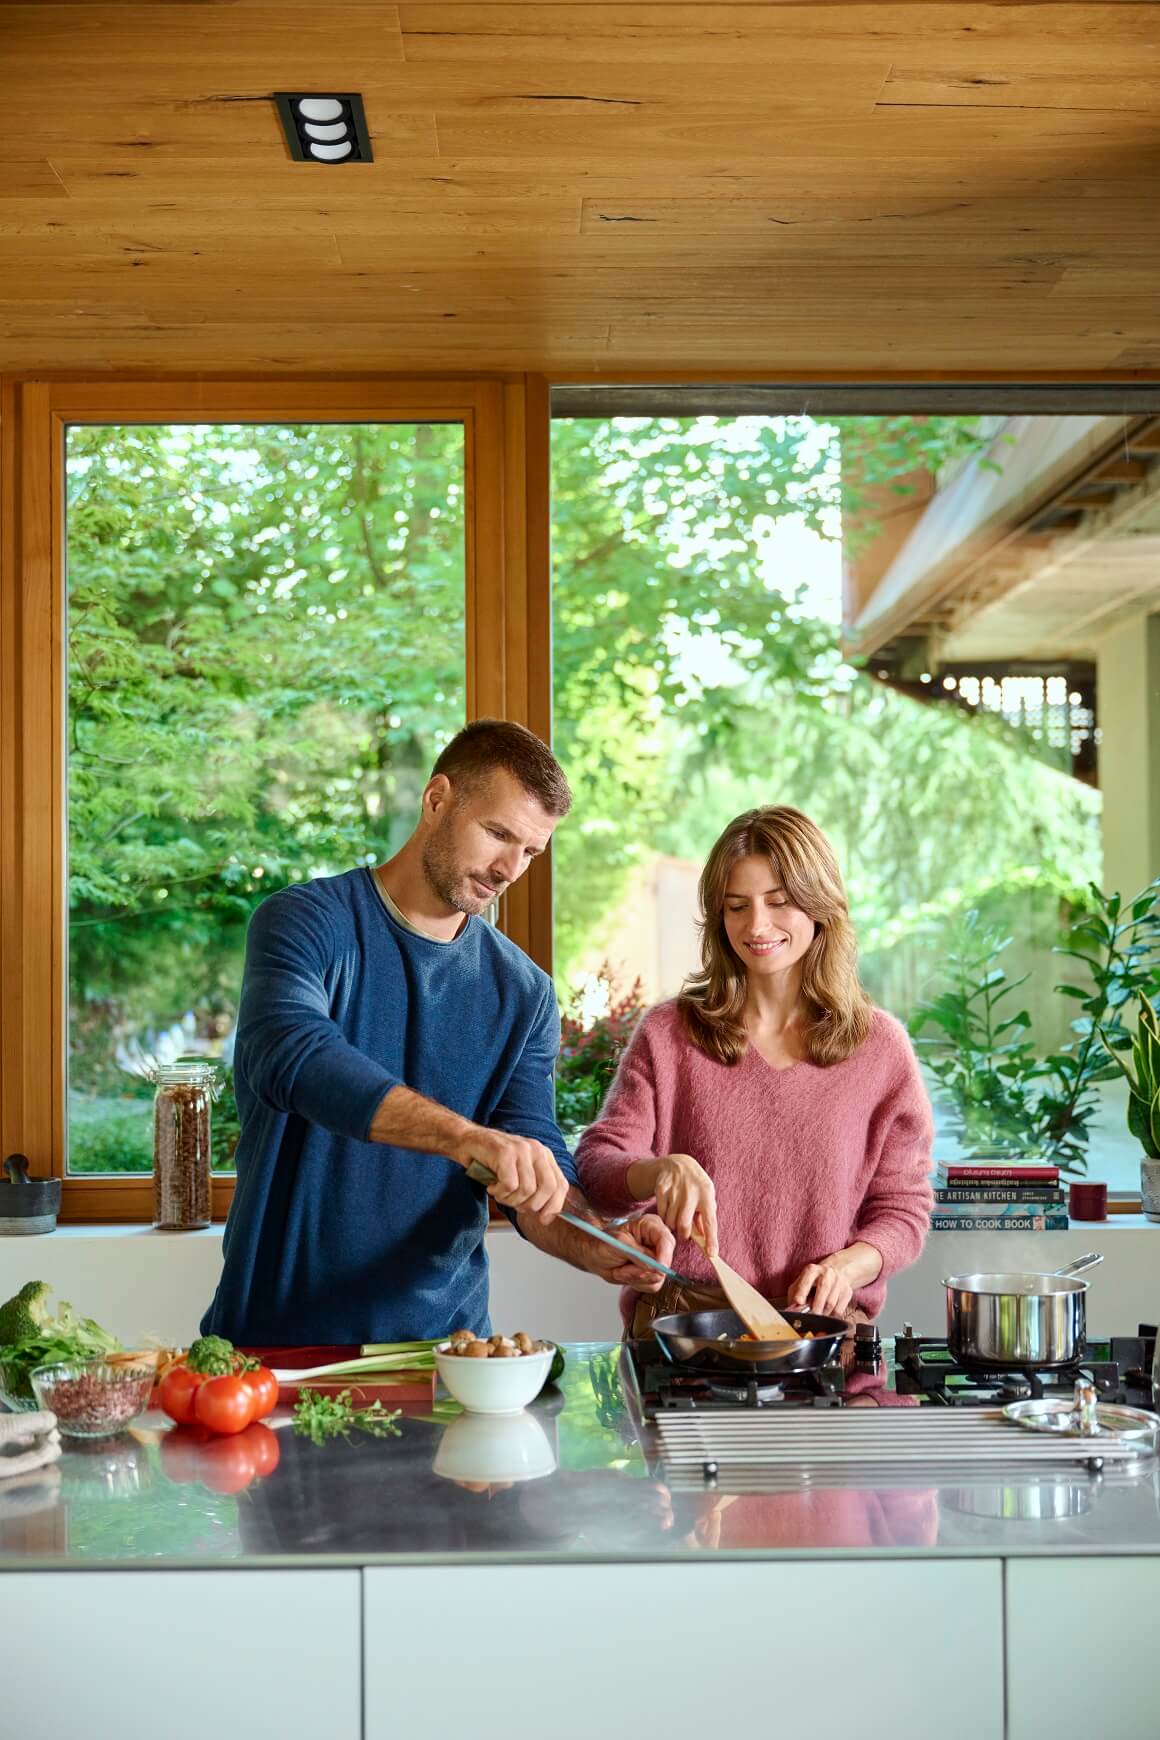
[{"x1": 151, "y1": 1061, "x2": 219, "y2": 1231}]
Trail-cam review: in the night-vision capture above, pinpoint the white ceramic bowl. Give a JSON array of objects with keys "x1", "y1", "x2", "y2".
[
  {"x1": 434, "y1": 1341, "x2": 555, "y2": 1415},
  {"x1": 433, "y1": 1409, "x2": 557, "y2": 1485}
]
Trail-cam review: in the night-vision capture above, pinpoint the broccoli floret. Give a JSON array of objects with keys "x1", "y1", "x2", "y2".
[
  {"x1": 0, "y1": 1281, "x2": 118, "y2": 1357},
  {"x1": 0, "y1": 1283, "x2": 120, "y2": 1401},
  {"x1": 0, "y1": 1280, "x2": 52, "y2": 1346},
  {"x1": 186, "y1": 1334, "x2": 237, "y2": 1376}
]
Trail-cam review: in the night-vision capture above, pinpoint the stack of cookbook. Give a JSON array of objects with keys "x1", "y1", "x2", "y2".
[{"x1": 930, "y1": 1156, "x2": 1068, "y2": 1231}]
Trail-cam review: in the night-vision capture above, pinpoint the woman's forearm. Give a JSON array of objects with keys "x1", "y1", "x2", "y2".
[
  {"x1": 625, "y1": 1157, "x2": 660, "y2": 1200},
  {"x1": 828, "y1": 1240, "x2": 884, "y2": 1288}
]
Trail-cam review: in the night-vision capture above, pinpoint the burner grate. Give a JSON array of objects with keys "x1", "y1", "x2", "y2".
[
  {"x1": 893, "y1": 1329, "x2": 1123, "y2": 1406},
  {"x1": 629, "y1": 1340, "x2": 846, "y2": 1412}
]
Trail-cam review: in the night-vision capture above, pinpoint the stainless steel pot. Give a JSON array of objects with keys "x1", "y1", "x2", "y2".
[{"x1": 943, "y1": 1253, "x2": 1103, "y2": 1368}]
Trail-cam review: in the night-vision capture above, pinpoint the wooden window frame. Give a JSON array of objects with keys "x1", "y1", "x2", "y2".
[{"x1": 0, "y1": 375, "x2": 553, "y2": 1221}]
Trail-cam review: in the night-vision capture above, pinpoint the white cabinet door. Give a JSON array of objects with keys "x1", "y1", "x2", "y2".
[
  {"x1": 1008, "y1": 1558, "x2": 1160, "y2": 1740},
  {"x1": 365, "y1": 1561, "x2": 1003, "y2": 1739},
  {"x1": 1, "y1": 1569, "x2": 360, "y2": 1740}
]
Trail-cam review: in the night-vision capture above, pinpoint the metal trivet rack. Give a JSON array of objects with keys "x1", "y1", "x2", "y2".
[{"x1": 655, "y1": 1406, "x2": 1157, "y2": 1485}]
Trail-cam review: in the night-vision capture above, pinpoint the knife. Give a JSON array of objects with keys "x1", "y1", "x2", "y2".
[{"x1": 466, "y1": 1161, "x2": 701, "y2": 1287}]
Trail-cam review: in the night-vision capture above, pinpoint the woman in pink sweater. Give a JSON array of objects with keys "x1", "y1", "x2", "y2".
[{"x1": 576, "y1": 806, "x2": 933, "y2": 1331}]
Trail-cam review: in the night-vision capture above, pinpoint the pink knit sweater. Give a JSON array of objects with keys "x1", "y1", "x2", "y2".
[{"x1": 576, "y1": 1001, "x2": 934, "y2": 1321}]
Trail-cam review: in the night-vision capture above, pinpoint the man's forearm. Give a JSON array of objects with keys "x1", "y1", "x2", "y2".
[
  {"x1": 367, "y1": 1082, "x2": 472, "y2": 1160},
  {"x1": 515, "y1": 1206, "x2": 598, "y2": 1272}
]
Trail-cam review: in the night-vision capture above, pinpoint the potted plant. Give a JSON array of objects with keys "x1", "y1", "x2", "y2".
[
  {"x1": 911, "y1": 877, "x2": 1160, "y2": 1177},
  {"x1": 1100, "y1": 993, "x2": 1160, "y2": 1220}
]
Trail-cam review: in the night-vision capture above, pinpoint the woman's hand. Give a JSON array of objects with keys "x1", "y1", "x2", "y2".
[
  {"x1": 787, "y1": 1260, "x2": 855, "y2": 1318},
  {"x1": 628, "y1": 1154, "x2": 719, "y2": 1257},
  {"x1": 787, "y1": 1241, "x2": 883, "y2": 1318}
]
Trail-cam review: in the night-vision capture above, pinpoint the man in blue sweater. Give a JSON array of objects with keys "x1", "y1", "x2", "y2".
[{"x1": 202, "y1": 719, "x2": 673, "y2": 1345}]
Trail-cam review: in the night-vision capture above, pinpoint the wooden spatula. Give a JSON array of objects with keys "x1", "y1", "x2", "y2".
[{"x1": 692, "y1": 1231, "x2": 799, "y2": 1342}]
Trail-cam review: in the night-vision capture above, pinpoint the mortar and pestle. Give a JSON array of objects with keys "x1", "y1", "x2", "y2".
[{"x1": 0, "y1": 1154, "x2": 60, "y2": 1235}]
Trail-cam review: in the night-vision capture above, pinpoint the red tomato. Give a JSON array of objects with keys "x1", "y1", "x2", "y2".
[
  {"x1": 240, "y1": 1420, "x2": 281, "y2": 1478},
  {"x1": 194, "y1": 1372, "x2": 256, "y2": 1436},
  {"x1": 159, "y1": 1364, "x2": 206, "y2": 1427},
  {"x1": 241, "y1": 1365, "x2": 279, "y2": 1421},
  {"x1": 159, "y1": 1424, "x2": 213, "y2": 1484},
  {"x1": 199, "y1": 1434, "x2": 257, "y2": 1495}
]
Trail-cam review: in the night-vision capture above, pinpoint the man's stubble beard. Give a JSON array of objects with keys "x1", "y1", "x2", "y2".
[{"x1": 421, "y1": 816, "x2": 498, "y2": 917}]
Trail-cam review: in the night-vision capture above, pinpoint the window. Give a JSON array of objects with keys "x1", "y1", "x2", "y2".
[
  {"x1": 1, "y1": 378, "x2": 547, "y2": 1218},
  {"x1": 549, "y1": 404, "x2": 1160, "y2": 1194},
  {"x1": 65, "y1": 420, "x2": 466, "y2": 1177}
]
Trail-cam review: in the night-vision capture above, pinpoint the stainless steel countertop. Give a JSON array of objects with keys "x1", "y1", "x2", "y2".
[{"x1": 2, "y1": 1343, "x2": 1159, "y2": 1569}]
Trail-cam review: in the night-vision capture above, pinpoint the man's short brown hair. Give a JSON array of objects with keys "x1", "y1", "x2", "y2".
[{"x1": 431, "y1": 718, "x2": 572, "y2": 817}]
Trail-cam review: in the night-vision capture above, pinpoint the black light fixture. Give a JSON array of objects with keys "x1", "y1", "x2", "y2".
[{"x1": 274, "y1": 93, "x2": 373, "y2": 163}]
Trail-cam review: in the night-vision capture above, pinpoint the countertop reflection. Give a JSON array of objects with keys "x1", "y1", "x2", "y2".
[{"x1": 1, "y1": 1344, "x2": 1159, "y2": 1569}]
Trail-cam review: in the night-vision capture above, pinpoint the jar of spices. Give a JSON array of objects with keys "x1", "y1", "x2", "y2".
[{"x1": 151, "y1": 1061, "x2": 219, "y2": 1231}]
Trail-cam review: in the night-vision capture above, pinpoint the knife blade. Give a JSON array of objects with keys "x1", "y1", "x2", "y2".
[{"x1": 466, "y1": 1160, "x2": 701, "y2": 1287}]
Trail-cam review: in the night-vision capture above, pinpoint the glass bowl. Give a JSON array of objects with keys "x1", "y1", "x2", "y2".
[{"x1": 30, "y1": 1359, "x2": 155, "y2": 1439}]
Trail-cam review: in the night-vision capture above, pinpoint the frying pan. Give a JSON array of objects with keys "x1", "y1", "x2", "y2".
[{"x1": 652, "y1": 1306, "x2": 850, "y2": 1376}]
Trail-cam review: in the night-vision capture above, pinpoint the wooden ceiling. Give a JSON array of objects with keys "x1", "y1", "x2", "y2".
[{"x1": 3, "y1": 2, "x2": 1160, "y2": 378}]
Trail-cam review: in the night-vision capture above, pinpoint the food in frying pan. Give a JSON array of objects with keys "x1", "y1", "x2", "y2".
[{"x1": 722, "y1": 1330, "x2": 817, "y2": 1342}]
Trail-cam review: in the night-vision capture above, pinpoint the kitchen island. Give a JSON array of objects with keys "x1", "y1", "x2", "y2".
[{"x1": 3, "y1": 1343, "x2": 1158, "y2": 1740}]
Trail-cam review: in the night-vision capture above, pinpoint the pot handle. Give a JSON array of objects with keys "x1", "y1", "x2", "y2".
[{"x1": 1054, "y1": 1252, "x2": 1103, "y2": 1279}]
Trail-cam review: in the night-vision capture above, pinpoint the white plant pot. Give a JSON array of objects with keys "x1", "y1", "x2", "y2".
[{"x1": 1141, "y1": 1157, "x2": 1160, "y2": 1223}]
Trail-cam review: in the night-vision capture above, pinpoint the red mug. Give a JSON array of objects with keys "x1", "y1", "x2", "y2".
[{"x1": 1068, "y1": 1181, "x2": 1107, "y2": 1221}]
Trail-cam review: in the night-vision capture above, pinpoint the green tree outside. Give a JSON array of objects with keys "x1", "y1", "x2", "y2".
[{"x1": 65, "y1": 413, "x2": 1100, "y2": 1174}]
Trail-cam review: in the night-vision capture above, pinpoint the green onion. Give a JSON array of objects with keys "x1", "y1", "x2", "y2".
[{"x1": 359, "y1": 1340, "x2": 439, "y2": 1357}]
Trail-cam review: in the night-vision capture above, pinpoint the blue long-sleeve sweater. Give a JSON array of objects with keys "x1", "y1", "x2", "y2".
[{"x1": 201, "y1": 867, "x2": 577, "y2": 1345}]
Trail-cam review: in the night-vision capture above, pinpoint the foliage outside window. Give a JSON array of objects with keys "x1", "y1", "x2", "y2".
[
  {"x1": 548, "y1": 414, "x2": 1120, "y2": 1171},
  {"x1": 66, "y1": 422, "x2": 465, "y2": 1175},
  {"x1": 62, "y1": 409, "x2": 1136, "y2": 1189}
]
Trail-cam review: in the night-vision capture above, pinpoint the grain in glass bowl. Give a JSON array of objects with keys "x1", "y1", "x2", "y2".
[{"x1": 30, "y1": 1359, "x2": 155, "y2": 1439}]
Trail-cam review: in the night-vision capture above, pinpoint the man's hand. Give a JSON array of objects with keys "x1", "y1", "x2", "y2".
[
  {"x1": 452, "y1": 1125, "x2": 570, "y2": 1223},
  {"x1": 580, "y1": 1212, "x2": 676, "y2": 1294},
  {"x1": 517, "y1": 1203, "x2": 676, "y2": 1292},
  {"x1": 368, "y1": 1086, "x2": 569, "y2": 1222}
]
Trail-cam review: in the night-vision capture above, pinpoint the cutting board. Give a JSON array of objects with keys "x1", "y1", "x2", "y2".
[{"x1": 242, "y1": 1345, "x2": 436, "y2": 1406}]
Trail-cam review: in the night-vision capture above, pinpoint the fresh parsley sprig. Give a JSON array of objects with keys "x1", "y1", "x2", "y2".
[{"x1": 291, "y1": 1387, "x2": 403, "y2": 1445}]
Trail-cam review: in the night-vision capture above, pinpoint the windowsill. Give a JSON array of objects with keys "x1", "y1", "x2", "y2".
[
  {"x1": 42, "y1": 1219, "x2": 526, "y2": 1237},
  {"x1": 39, "y1": 1215, "x2": 1158, "y2": 1238},
  {"x1": 43, "y1": 1222, "x2": 226, "y2": 1238}
]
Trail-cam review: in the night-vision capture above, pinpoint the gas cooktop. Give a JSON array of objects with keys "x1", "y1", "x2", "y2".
[
  {"x1": 625, "y1": 1325, "x2": 1158, "y2": 1417},
  {"x1": 894, "y1": 1325, "x2": 1157, "y2": 1409},
  {"x1": 625, "y1": 1323, "x2": 882, "y2": 1414}
]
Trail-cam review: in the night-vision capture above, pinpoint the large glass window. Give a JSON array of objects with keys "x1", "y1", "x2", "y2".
[
  {"x1": 65, "y1": 421, "x2": 466, "y2": 1175},
  {"x1": 550, "y1": 412, "x2": 1156, "y2": 1191}
]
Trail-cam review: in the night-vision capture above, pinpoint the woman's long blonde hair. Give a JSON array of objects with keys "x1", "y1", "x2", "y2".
[{"x1": 678, "y1": 806, "x2": 871, "y2": 1067}]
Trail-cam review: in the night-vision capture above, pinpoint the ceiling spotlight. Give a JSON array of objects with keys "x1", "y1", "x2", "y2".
[{"x1": 275, "y1": 93, "x2": 373, "y2": 163}]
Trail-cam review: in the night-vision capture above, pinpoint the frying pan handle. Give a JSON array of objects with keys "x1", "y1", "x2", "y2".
[{"x1": 1054, "y1": 1252, "x2": 1103, "y2": 1278}]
